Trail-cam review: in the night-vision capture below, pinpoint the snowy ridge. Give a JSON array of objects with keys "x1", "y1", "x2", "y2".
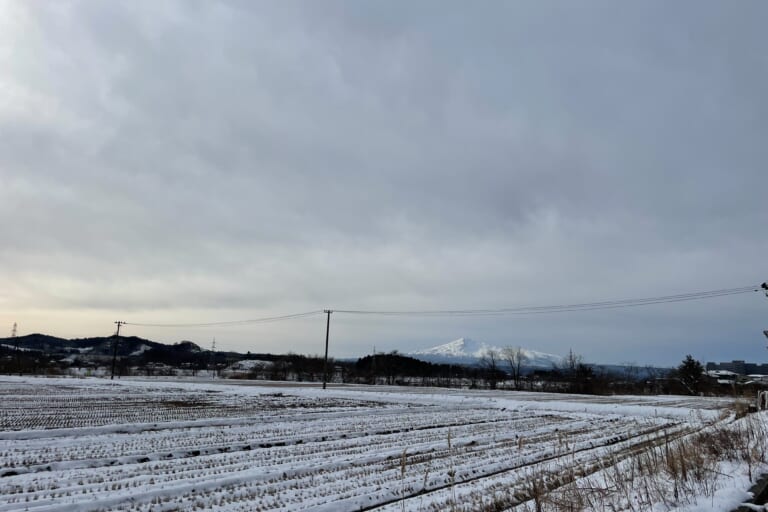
[{"x1": 408, "y1": 337, "x2": 563, "y2": 368}]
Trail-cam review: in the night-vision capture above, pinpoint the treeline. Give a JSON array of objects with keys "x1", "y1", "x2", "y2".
[
  {"x1": 232, "y1": 352, "x2": 479, "y2": 386},
  {"x1": 234, "y1": 351, "x2": 760, "y2": 397},
  {"x1": 234, "y1": 351, "x2": 653, "y2": 394},
  {"x1": 2, "y1": 340, "x2": 759, "y2": 397},
  {"x1": 0, "y1": 345, "x2": 59, "y2": 375}
]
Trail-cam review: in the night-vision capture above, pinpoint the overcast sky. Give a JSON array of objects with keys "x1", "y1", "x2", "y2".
[{"x1": 1, "y1": 1, "x2": 766, "y2": 365}]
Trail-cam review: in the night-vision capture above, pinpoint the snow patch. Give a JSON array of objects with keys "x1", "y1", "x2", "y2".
[
  {"x1": 129, "y1": 344, "x2": 151, "y2": 356},
  {"x1": 409, "y1": 337, "x2": 563, "y2": 367}
]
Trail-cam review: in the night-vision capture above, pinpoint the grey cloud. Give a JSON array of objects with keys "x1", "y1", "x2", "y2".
[{"x1": 1, "y1": 1, "x2": 766, "y2": 364}]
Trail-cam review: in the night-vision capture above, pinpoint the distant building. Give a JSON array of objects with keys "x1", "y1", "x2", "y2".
[
  {"x1": 705, "y1": 369, "x2": 737, "y2": 385},
  {"x1": 706, "y1": 360, "x2": 768, "y2": 376}
]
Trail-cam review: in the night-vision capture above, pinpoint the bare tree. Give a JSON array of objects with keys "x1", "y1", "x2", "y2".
[
  {"x1": 562, "y1": 349, "x2": 582, "y2": 375},
  {"x1": 620, "y1": 361, "x2": 640, "y2": 393},
  {"x1": 502, "y1": 346, "x2": 527, "y2": 390},
  {"x1": 560, "y1": 349, "x2": 594, "y2": 394},
  {"x1": 480, "y1": 349, "x2": 502, "y2": 390}
]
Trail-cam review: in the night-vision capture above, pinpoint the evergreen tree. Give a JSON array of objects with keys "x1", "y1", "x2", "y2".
[{"x1": 677, "y1": 354, "x2": 704, "y2": 395}]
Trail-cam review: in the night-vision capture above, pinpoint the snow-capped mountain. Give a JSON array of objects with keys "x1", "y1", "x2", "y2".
[{"x1": 408, "y1": 337, "x2": 563, "y2": 368}]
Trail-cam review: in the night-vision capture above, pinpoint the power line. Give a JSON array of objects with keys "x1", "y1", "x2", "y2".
[
  {"x1": 120, "y1": 284, "x2": 761, "y2": 327},
  {"x1": 334, "y1": 285, "x2": 761, "y2": 317},
  {"x1": 114, "y1": 283, "x2": 763, "y2": 391},
  {"x1": 124, "y1": 310, "x2": 325, "y2": 328}
]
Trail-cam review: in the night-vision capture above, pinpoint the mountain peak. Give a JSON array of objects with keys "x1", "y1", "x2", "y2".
[
  {"x1": 411, "y1": 337, "x2": 496, "y2": 358},
  {"x1": 408, "y1": 338, "x2": 563, "y2": 368}
]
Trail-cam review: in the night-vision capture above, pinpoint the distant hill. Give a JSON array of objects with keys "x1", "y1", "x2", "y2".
[
  {"x1": 0, "y1": 333, "x2": 210, "y2": 367},
  {"x1": 0, "y1": 332, "x2": 669, "y2": 383},
  {"x1": 1, "y1": 333, "x2": 169, "y2": 357},
  {"x1": 408, "y1": 337, "x2": 563, "y2": 368}
]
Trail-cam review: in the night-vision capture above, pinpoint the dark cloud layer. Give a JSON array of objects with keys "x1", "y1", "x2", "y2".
[{"x1": 1, "y1": 1, "x2": 766, "y2": 365}]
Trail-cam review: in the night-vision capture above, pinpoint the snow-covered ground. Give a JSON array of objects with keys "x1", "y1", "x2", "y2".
[{"x1": 0, "y1": 376, "x2": 764, "y2": 511}]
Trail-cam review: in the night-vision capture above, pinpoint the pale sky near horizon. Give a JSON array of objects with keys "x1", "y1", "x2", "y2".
[{"x1": 1, "y1": 1, "x2": 766, "y2": 366}]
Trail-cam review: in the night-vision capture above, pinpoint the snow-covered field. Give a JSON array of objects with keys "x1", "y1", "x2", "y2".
[{"x1": 0, "y1": 377, "x2": 764, "y2": 511}]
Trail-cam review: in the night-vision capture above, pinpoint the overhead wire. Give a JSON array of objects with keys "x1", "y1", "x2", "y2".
[
  {"x1": 334, "y1": 285, "x2": 761, "y2": 317},
  {"x1": 123, "y1": 310, "x2": 325, "y2": 328},
  {"x1": 122, "y1": 284, "x2": 762, "y2": 326}
]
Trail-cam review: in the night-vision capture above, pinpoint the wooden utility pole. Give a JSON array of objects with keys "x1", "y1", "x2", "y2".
[
  {"x1": 12, "y1": 322, "x2": 20, "y2": 376},
  {"x1": 210, "y1": 338, "x2": 217, "y2": 379},
  {"x1": 763, "y1": 283, "x2": 768, "y2": 351},
  {"x1": 111, "y1": 321, "x2": 124, "y2": 380},
  {"x1": 322, "y1": 310, "x2": 332, "y2": 389}
]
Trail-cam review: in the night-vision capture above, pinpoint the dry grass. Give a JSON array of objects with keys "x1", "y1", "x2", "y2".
[{"x1": 478, "y1": 412, "x2": 768, "y2": 512}]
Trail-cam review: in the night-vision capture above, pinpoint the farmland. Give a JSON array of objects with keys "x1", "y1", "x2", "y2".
[{"x1": 0, "y1": 377, "x2": 764, "y2": 511}]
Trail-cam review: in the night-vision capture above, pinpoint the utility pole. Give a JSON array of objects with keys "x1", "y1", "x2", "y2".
[
  {"x1": 210, "y1": 338, "x2": 216, "y2": 379},
  {"x1": 763, "y1": 283, "x2": 768, "y2": 350},
  {"x1": 758, "y1": 283, "x2": 768, "y2": 409},
  {"x1": 322, "y1": 310, "x2": 332, "y2": 390},
  {"x1": 12, "y1": 322, "x2": 20, "y2": 376},
  {"x1": 372, "y1": 346, "x2": 377, "y2": 385},
  {"x1": 111, "y1": 321, "x2": 124, "y2": 380}
]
